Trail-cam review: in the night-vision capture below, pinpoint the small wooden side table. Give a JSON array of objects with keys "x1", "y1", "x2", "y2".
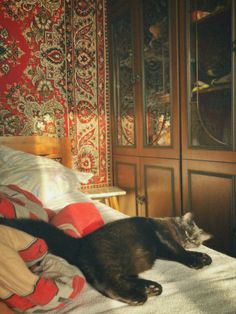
[{"x1": 83, "y1": 186, "x2": 126, "y2": 211}]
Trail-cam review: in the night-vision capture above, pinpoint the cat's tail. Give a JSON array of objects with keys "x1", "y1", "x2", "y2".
[{"x1": 0, "y1": 217, "x2": 80, "y2": 265}]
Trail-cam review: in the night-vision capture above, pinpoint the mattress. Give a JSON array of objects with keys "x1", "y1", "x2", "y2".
[{"x1": 43, "y1": 192, "x2": 236, "y2": 314}]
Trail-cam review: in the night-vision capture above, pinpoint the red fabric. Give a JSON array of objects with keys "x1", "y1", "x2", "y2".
[
  {"x1": 0, "y1": 185, "x2": 86, "y2": 312},
  {"x1": 53, "y1": 275, "x2": 85, "y2": 311},
  {"x1": 27, "y1": 277, "x2": 59, "y2": 306},
  {"x1": 5, "y1": 277, "x2": 59, "y2": 311},
  {"x1": 0, "y1": 185, "x2": 48, "y2": 221},
  {"x1": 70, "y1": 275, "x2": 85, "y2": 299},
  {"x1": 7, "y1": 185, "x2": 43, "y2": 206},
  {"x1": 5, "y1": 294, "x2": 33, "y2": 312},
  {"x1": 50, "y1": 202, "x2": 104, "y2": 237},
  {"x1": 0, "y1": 197, "x2": 15, "y2": 218},
  {"x1": 19, "y1": 238, "x2": 48, "y2": 263},
  {"x1": 45, "y1": 208, "x2": 57, "y2": 220},
  {"x1": 3, "y1": 269, "x2": 85, "y2": 312}
]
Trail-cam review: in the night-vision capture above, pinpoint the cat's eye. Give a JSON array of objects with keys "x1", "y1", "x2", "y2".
[
  {"x1": 185, "y1": 230, "x2": 193, "y2": 239},
  {"x1": 185, "y1": 231, "x2": 190, "y2": 238}
]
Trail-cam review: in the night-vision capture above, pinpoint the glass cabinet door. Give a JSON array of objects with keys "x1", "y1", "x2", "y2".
[
  {"x1": 142, "y1": 0, "x2": 172, "y2": 147},
  {"x1": 187, "y1": 0, "x2": 232, "y2": 149},
  {"x1": 111, "y1": 10, "x2": 136, "y2": 147}
]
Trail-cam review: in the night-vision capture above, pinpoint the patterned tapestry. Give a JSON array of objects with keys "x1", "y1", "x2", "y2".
[{"x1": 0, "y1": 0, "x2": 111, "y2": 187}]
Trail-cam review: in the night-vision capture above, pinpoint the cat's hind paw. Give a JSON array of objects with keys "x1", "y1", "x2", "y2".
[
  {"x1": 145, "y1": 280, "x2": 162, "y2": 296},
  {"x1": 105, "y1": 277, "x2": 162, "y2": 305},
  {"x1": 118, "y1": 291, "x2": 147, "y2": 306}
]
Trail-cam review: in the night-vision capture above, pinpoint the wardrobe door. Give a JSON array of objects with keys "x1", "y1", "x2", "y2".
[
  {"x1": 180, "y1": 0, "x2": 235, "y2": 162},
  {"x1": 138, "y1": 0, "x2": 180, "y2": 217},
  {"x1": 109, "y1": 0, "x2": 181, "y2": 219},
  {"x1": 109, "y1": 1, "x2": 141, "y2": 157},
  {"x1": 113, "y1": 155, "x2": 141, "y2": 216},
  {"x1": 139, "y1": 157, "x2": 181, "y2": 218},
  {"x1": 109, "y1": 1, "x2": 143, "y2": 216},
  {"x1": 140, "y1": 0, "x2": 180, "y2": 159},
  {"x1": 180, "y1": 0, "x2": 236, "y2": 256},
  {"x1": 182, "y1": 160, "x2": 236, "y2": 256}
]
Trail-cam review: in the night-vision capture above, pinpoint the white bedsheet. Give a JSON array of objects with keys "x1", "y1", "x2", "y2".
[{"x1": 45, "y1": 192, "x2": 236, "y2": 314}]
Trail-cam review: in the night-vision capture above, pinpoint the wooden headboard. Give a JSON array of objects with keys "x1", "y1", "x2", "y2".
[{"x1": 0, "y1": 136, "x2": 72, "y2": 168}]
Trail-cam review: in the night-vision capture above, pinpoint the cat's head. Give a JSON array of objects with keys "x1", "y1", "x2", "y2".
[{"x1": 176, "y1": 212, "x2": 212, "y2": 249}]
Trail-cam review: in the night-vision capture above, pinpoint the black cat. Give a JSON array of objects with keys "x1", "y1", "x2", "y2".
[{"x1": 0, "y1": 212, "x2": 212, "y2": 305}]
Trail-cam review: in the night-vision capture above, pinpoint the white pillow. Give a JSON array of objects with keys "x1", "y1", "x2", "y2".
[
  {"x1": 0, "y1": 145, "x2": 93, "y2": 204},
  {"x1": 0, "y1": 145, "x2": 68, "y2": 168}
]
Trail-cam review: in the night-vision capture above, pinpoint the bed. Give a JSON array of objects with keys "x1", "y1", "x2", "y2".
[{"x1": 0, "y1": 136, "x2": 235, "y2": 314}]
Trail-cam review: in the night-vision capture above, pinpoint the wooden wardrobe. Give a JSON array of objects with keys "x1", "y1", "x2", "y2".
[{"x1": 108, "y1": 0, "x2": 236, "y2": 257}]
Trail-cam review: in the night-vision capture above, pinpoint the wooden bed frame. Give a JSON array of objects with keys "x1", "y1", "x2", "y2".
[{"x1": 0, "y1": 136, "x2": 72, "y2": 168}]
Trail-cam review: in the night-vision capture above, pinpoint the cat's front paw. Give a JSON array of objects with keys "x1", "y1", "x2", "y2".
[{"x1": 186, "y1": 252, "x2": 212, "y2": 269}]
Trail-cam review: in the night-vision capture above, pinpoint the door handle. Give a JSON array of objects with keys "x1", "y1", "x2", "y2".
[{"x1": 136, "y1": 194, "x2": 146, "y2": 204}]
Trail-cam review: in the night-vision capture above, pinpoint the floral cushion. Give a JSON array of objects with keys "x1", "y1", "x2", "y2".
[
  {"x1": 0, "y1": 185, "x2": 49, "y2": 221},
  {"x1": 50, "y1": 202, "x2": 104, "y2": 237},
  {"x1": 0, "y1": 225, "x2": 85, "y2": 313}
]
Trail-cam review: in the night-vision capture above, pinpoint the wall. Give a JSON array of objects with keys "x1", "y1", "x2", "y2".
[{"x1": 0, "y1": 0, "x2": 111, "y2": 187}]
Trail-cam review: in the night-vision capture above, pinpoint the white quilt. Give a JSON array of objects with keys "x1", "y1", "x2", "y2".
[{"x1": 44, "y1": 192, "x2": 236, "y2": 314}]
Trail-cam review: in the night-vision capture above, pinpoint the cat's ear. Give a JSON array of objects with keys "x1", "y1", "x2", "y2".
[
  {"x1": 200, "y1": 230, "x2": 213, "y2": 242},
  {"x1": 182, "y1": 212, "x2": 194, "y2": 222}
]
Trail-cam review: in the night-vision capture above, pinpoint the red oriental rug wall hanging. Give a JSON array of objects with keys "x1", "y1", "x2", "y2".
[{"x1": 0, "y1": 0, "x2": 111, "y2": 188}]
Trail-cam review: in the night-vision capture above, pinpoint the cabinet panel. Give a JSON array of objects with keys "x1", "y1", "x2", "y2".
[
  {"x1": 141, "y1": 158, "x2": 181, "y2": 217},
  {"x1": 109, "y1": 1, "x2": 141, "y2": 157},
  {"x1": 179, "y1": 0, "x2": 236, "y2": 162},
  {"x1": 111, "y1": 6, "x2": 136, "y2": 147},
  {"x1": 140, "y1": 0, "x2": 180, "y2": 158},
  {"x1": 179, "y1": 0, "x2": 236, "y2": 257},
  {"x1": 142, "y1": 0, "x2": 171, "y2": 147},
  {"x1": 188, "y1": 1, "x2": 232, "y2": 149},
  {"x1": 182, "y1": 160, "x2": 236, "y2": 256},
  {"x1": 113, "y1": 156, "x2": 181, "y2": 218},
  {"x1": 109, "y1": 0, "x2": 180, "y2": 159},
  {"x1": 113, "y1": 155, "x2": 140, "y2": 216}
]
